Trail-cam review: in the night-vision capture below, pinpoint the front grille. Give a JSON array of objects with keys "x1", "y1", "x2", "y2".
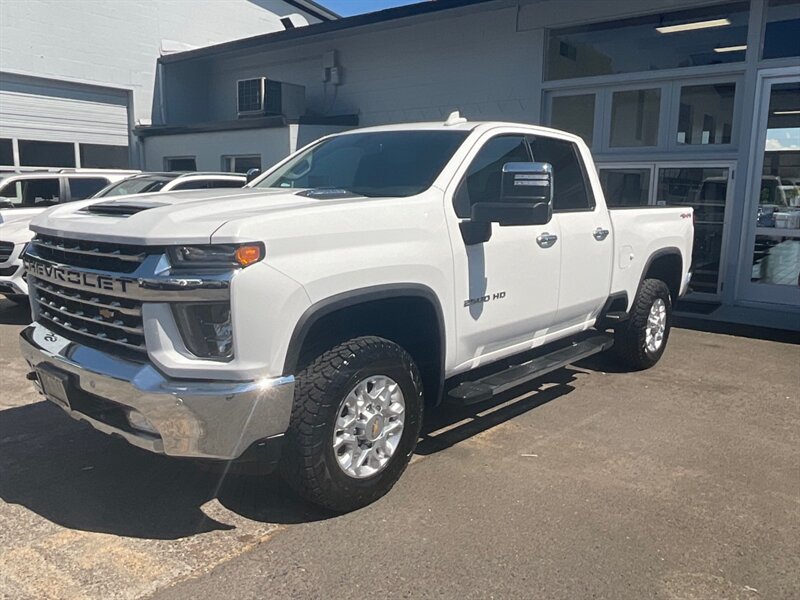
[
  {"x1": 31, "y1": 278, "x2": 146, "y2": 358},
  {"x1": 31, "y1": 234, "x2": 152, "y2": 274},
  {"x1": 0, "y1": 241, "x2": 13, "y2": 262}
]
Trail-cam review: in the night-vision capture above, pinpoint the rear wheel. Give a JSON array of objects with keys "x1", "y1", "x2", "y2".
[
  {"x1": 280, "y1": 336, "x2": 423, "y2": 512},
  {"x1": 613, "y1": 278, "x2": 672, "y2": 371}
]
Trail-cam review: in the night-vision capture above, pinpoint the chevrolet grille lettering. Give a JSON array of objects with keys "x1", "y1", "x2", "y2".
[{"x1": 24, "y1": 259, "x2": 131, "y2": 294}]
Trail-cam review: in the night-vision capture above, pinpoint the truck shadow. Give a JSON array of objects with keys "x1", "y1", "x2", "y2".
[
  {"x1": 0, "y1": 298, "x2": 31, "y2": 325},
  {"x1": 0, "y1": 367, "x2": 586, "y2": 539}
]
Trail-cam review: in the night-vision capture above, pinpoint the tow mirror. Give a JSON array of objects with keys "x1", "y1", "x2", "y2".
[
  {"x1": 471, "y1": 162, "x2": 553, "y2": 226},
  {"x1": 245, "y1": 168, "x2": 261, "y2": 184}
]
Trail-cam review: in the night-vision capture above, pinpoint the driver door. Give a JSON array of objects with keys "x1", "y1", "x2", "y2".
[{"x1": 447, "y1": 133, "x2": 562, "y2": 372}]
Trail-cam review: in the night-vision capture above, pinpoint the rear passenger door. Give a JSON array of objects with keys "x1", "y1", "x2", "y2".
[{"x1": 529, "y1": 134, "x2": 613, "y2": 329}]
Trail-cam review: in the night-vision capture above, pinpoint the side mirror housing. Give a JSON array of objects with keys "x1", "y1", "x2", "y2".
[
  {"x1": 470, "y1": 162, "x2": 553, "y2": 226},
  {"x1": 245, "y1": 168, "x2": 261, "y2": 184}
]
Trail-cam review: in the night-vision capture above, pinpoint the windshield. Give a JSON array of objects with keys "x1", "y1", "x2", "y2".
[
  {"x1": 94, "y1": 174, "x2": 177, "y2": 197},
  {"x1": 254, "y1": 130, "x2": 470, "y2": 197}
]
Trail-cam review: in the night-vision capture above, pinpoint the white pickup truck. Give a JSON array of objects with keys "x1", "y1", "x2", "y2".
[{"x1": 19, "y1": 117, "x2": 693, "y2": 512}]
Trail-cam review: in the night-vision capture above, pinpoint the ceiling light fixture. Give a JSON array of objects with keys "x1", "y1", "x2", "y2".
[
  {"x1": 713, "y1": 44, "x2": 747, "y2": 53},
  {"x1": 656, "y1": 18, "x2": 731, "y2": 33},
  {"x1": 773, "y1": 110, "x2": 800, "y2": 115}
]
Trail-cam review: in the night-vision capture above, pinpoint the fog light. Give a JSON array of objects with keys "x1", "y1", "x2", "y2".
[
  {"x1": 127, "y1": 409, "x2": 158, "y2": 435},
  {"x1": 172, "y1": 302, "x2": 233, "y2": 360}
]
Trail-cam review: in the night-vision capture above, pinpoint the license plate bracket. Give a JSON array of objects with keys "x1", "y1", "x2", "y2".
[{"x1": 36, "y1": 365, "x2": 71, "y2": 410}]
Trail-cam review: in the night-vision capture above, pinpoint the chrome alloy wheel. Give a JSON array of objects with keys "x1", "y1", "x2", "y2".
[
  {"x1": 332, "y1": 375, "x2": 406, "y2": 479},
  {"x1": 645, "y1": 297, "x2": 667, "y2": 353}
]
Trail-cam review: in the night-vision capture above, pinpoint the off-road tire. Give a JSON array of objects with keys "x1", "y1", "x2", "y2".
[
  {"x1": 280, "y1": 336, "x2": 424, "y2": 512},
  {"x1": 613, "y1": 278, "x2": 672, "y2": 371}
]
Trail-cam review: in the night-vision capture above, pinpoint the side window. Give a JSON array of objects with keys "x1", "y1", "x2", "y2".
[
  {"x1": 528, "y1": 136, "x2": 594, "y2": 211},
  {"x1": 454, "y1": 135, "x2": 530, "y2": 218},
  {"x1": 22, "y1": 179, "x2": 60, "y2": 206},
  {"x1": 68, "y1": 177, "x2": 109, "y2": 200},
  {"x1": 171, "y1": 180, "x2": 210, "y2": 191},
  {"x1": 0, "y1": 181, "x2": 23, "y2": 206}
]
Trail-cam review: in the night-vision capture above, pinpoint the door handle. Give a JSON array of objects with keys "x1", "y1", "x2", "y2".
[
  {"x1": 593, "y1": 227, "x2": 610, "y2": 241},
  {"x1": 536, "y1": 232, "x2": 558, "y2": 248}
]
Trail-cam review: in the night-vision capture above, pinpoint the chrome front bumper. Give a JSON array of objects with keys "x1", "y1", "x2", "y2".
[{"x1": 19, "y1": 322, "x2": 295, "y2": 460}]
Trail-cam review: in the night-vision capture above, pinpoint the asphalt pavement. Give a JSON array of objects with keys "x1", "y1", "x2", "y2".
[{"x1": 0, "y1": 297, "x2": 798, "y2": 599}]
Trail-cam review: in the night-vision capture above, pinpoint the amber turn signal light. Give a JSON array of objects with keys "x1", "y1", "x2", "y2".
[{"x1": 235, "y1": 244, "x2": 263, "y2": 266}]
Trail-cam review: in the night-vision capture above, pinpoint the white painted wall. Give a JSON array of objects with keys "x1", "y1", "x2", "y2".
[
  {"x1": 0, "y1": 0, "x2": 323, "y2": 127},
  {"x1": 141, "y1": 124, "x2": 347, "y2": 172}
]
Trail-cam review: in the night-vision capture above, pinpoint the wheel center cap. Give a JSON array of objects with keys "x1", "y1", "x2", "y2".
[{"x1": 364, "y1": 414, "x2": 384, "y2": 442}]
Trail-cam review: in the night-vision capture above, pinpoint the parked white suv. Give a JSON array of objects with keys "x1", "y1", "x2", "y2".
[
  {"x1": 0, "y1": 171, "x2": 246, "y2": 301},
  {"x1": 20, "y1": 118, "x2": 693, "y2": 511}
]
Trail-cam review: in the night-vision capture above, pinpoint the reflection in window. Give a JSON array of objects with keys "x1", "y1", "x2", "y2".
[
  {"x1": 545, "y1": 2, "x2": 749, "y2": 81},
  {"x1": 677, "y1": 83, "x2": 736, "y2": 145},
  {"x1": 752, "y1": 81, "x2": 800, "y2": 287},
  {"x1": 658, "y1": 167, "x2": 729, "y2": 294},
  {"x1": 599, "y1": 168, "x2": 651, "y2": 207},
  {"x1": 550, "y1": 95, "x2": 595, "y2": 146},
  {"x1": 763, "y1": 0, "x2": 800, "y2": 59},
  {"x1": 610, "y1": 89, "x2": 661, "y2": 147}
]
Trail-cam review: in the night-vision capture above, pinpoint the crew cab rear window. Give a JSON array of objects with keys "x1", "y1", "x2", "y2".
[
  {"x1": 68, "y1": 177, "x2": 109, "y2": 200},
  {"x1": 528, "y1": 136, "x2": 595, "y2": 211}
]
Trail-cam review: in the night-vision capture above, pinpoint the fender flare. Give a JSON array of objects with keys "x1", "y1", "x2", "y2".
[
  {"x1": 282, "y1": 283, "x2": 447, "y2": 400},
  {"x1": 637, "y1": 247, "x2": 684, "y2": 303}
]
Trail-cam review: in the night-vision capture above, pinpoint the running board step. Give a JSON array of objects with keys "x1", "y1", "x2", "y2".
[{"x1": 448, "y1": 334, "x2": 614, "y2": 405}]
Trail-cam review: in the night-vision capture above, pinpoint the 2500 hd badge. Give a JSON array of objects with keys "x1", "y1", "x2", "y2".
[{"x1": 24, "y1": 259, "x2": 132, "y2": 294}]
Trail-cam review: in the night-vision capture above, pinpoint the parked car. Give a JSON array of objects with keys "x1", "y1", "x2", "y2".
[
  {"x1": 0, "y1": 171, "x2": 247, "y2": 301},
  {"x1": 0, "y1": 169, "x2": 138, "y2": 224},
  {"x1": 93, "y1": 171, "x2": 247, "y2": 197},
  {"x1": 19, "y1": 116, "x2": 692, "y2": 511}
]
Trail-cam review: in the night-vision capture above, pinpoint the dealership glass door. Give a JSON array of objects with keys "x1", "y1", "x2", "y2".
[{"x1": 739, "y1": 72, "x2": 800, "y2": 306}]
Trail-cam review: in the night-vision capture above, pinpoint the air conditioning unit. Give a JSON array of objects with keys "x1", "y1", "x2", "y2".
[{"x1": 236, "y1": 78, "x2": 305, "y2": 119}]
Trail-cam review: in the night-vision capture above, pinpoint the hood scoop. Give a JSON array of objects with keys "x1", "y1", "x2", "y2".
[
  {"x1": 83, "y1": 199, "x2": 169, "y2": 217},
  {"x1": 295, "y1": 188, "x2": 360, "y2": 199}
]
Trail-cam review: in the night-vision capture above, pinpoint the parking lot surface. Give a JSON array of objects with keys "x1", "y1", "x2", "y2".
[{"x1": 1, "y1": 297, "x2": 798, "y2": 599}]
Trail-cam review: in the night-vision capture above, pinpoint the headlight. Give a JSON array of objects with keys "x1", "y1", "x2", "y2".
[
  {"x1": 168, "y1": 243, "x2": 263, "y2": 269},
  {"x1": 172, "y1": 302, "x2": 233, "y2": 360}
]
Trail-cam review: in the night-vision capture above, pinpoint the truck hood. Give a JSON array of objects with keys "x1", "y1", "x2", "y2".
[
  {"x1": 28, "y1": 188, "x2": 378, "y2": 245},
  {"x1": 0, "y1": 217, "x2": 35, "y2": 244}
]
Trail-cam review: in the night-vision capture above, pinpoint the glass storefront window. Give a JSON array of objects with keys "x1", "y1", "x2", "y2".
[
  {"x1": 550, "y1": 94, "x2": 595, "y2": 146},
  {"x1": 610, "y1": 89, "x2": 661, "y2": 147},
  {"x1": 599, "y1": 168, "x2": 651, "y2": 207},
  {"x1": 763, "y1": 0, "x2": 800, "y2": 60},
  {"x1": 677, "y1": 83, "x2": 736, "y2": 145},
  {"x1": 545, "y1": 2, "x2": 749, "y2": 81},
  {"x1": 751, "y1": 81, "x2": 800, "y2": 286},
  {"x1": 657, "y1": 166, "x2": 730, "y2": 294}
]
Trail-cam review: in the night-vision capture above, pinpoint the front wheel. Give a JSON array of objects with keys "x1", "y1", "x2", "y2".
[
  {"x1": 613, "y1": 278, "x2": 672, "y2": 371},
  {"x1": 280, "y1": 336, "x2": 424, "y2": 512}
]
